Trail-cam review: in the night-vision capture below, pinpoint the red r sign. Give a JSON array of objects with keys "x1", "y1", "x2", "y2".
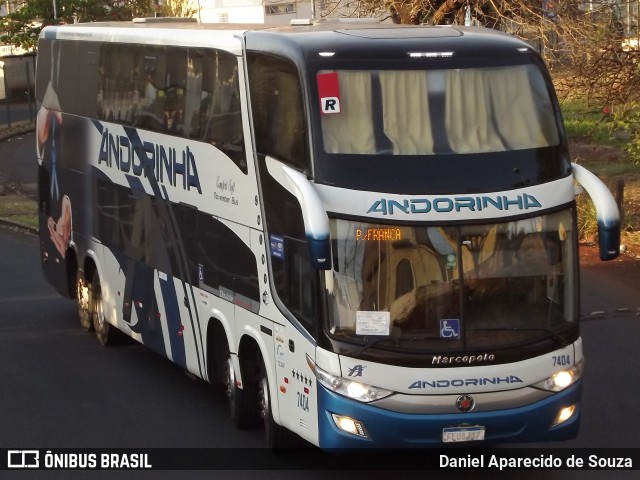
[{"x1": 317, "y1": 72, "x2": 341, "y2": 114}]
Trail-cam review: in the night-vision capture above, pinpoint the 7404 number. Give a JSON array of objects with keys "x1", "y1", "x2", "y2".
[{"x1": 553, "y1": 355, "x2": 570, "y2": 366}]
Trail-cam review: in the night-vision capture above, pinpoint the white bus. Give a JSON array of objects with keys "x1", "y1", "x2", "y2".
[{"x1": 36, "y1": 18, "x2": 620, "y2": 448}]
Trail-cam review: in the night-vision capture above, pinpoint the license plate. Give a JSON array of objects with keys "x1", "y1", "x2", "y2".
[{"x1": 442, "y1": 426, "x2": 485, "y2": 443}]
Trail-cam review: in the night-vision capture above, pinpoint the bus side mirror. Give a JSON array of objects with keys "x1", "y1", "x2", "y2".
[
  {"x1": 266, "y1": 157, "x2": 331, "y2": 270},
  {"x1": 572, "y1": 163, "x2": 620, "y2": 261},
  {"x1": 308, "y1": 237, "x2": 331, "y2": 270},
  {"x1": 597, "y1": 225, "x2": 620, "y2": 261}
]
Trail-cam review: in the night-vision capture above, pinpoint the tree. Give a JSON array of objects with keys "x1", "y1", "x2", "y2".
[
  {"x1": 157, "y1": 0, "x2": 197, "y2": 18},
  {"x1": 319, "y1": 0, "x2": 640, "y2": 108},
  {"x1": 1, "y1": 0, "x2": 156, "y2": 50}
]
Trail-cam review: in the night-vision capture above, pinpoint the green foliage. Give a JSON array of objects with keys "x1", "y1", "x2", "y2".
[
  {"x1": 613, "y1": 109, "x2": 640, "y2": 165},
  {"x1": 561, "y1": 100, "x2": 640, "y2": 149},
  {"x1": 158, "y1": 0, "x2": 197, "y2": 18},
  {"x1": 1, "y1": 0, "x2": 157, "y2": 50},
  {"x1": 625, "y1": 132, "x2": 640, "y2": 166}
]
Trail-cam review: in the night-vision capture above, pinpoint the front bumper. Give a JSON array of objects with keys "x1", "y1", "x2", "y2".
[{"x1": 318, "y1": 381, "x2": 581, "y2": 449}]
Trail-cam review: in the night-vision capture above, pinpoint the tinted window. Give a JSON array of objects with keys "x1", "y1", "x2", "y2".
[
  {"x1": 98, "y1": 44, "x2": 246, "y2": 173},
  {"x1": 247, "y1": 52, "x2": 309, "y2": 172},
  {"x1": 270, "y1": 236, "x2": 317, "y2": 331},
  {"x1": 317, "y1": 66, "x2": 559, "y2": 156},
  {"x1": 95, "y1": 179, "x2": 259, "y2": 307}
]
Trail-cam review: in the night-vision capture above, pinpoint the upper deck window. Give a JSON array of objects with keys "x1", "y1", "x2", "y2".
[
  {"x1": 317, "y1": 65, "x2": 559, "y2": 155},
  {"x1": 97, "y1": 44, "x2": 246, "y2": 172}
]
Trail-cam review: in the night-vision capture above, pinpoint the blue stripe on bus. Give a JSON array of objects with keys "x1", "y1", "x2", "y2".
[
  {"x1": 126, "y1": 174, "x2": 146, "y2": 194},
  {"x1": 159, "y1": 274, "x2": 187, "y2": 368},
  {"x1": 91, "y1": 119, "x2": 104, "y2": 134}
]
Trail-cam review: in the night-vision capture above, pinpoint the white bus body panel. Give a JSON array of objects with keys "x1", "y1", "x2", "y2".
[
  {"x1": 337, "y1": 341, "x2": 581, "y2": 395},
  {"x1": 315, "y1": 175, "x2": 576, "y2": 221}
]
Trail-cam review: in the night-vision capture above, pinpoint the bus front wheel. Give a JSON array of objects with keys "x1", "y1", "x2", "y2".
[
  {"x1": 224, "y1": 355, "x2": 260, "y2": 429},
  {"x1": 258, "y1": 367, "x2": 296, "y2": 450}
]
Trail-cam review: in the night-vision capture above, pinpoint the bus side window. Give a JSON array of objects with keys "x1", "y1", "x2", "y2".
[
  {"x1": 97, "y1": 45, "x2": 247, "y2": 174},
  {"x1": 97, "y1": 44, "x2": 143, "y2": 126},
  {"x1": 163, "y1": 48, "x2": 187, "y2": 135},
  {"x1": 138, "y1": 48, "x2": 166, "y2": 132},
  {"x1": 247, "y1": 52, "x2": 309, "y2": 173},
  {"x1": 199, "y1": 50, "x2": 246, "y2": 173},
  {"x1": 273, "y1": 236, "x2": 317, "y2": 331},
  {"x1": 183, "y1": 53, "x2": 203, "y2": 139}
]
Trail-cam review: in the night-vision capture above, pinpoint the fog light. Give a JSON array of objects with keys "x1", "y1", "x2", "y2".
[
  {"x1": 331, "y1": 414, "x2": 368, "y2": 438},
  {"x1": 552, "y1": 405, "x2": 576, "y2": 427}
]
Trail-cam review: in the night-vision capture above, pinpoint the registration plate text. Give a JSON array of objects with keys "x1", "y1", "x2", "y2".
[{"x1": 442, "y1": 426, "x2": 485, "y2": 443}]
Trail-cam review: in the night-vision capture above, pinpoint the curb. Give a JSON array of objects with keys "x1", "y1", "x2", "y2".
[
  {"x1": 0, "y1": 125, "x2": 35, "y2": 142},
  {"x1": 0, "y1": 217, "x2": 38, "y2": 235}
]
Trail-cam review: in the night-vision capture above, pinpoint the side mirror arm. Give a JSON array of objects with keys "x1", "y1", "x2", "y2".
[
  {"x1": 266, "y1": 157, "x2": 331, "y2": 269},
  {"x1": 572, "y1": 163, "x2": 620, "y2": 261}
]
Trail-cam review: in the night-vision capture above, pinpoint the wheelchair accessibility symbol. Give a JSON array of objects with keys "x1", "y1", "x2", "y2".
[{"x1": 440, "y1": 319, "x2": 460, "y2": 339}]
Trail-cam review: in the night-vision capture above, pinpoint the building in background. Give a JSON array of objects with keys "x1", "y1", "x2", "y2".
[{"x1": 196, "y1": 0, "x2": 312, "y2": 24}]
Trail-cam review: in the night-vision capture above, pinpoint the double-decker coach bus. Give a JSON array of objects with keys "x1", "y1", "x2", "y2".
[{"x1": 36, "y1": 18, "x2": 620, "y2": 448}]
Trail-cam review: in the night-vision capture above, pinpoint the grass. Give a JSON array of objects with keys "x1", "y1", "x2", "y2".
[
  {"x1": 562, "y1": 102, "x2": 638, "y2": 146},
  {"x1": 5, "y1": 214, "x2": 38, "y2": 229},
  {"x1": 0, "y1": 197, "x2": 38, "y2": 230},
  {"x1": 0, "y1": 198, "x2": 37, "y2": 213},
  {"x1": 561, "y1": 101, "x2": 621, "y2": 145}
]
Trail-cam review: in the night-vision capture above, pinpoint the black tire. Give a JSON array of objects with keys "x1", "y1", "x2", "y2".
[
  {"x1": 77, "y1": 272, "x2": 93, "y2": 332},
  {"x1": 258, "y1": 367, "x2": 299, "y2": 450},
  {"x1": 91, "y1": 275, "x2": 113, "y2": 346},
  {"x1": 224, "y1": 355, "x2": 260, "y2": 429}
]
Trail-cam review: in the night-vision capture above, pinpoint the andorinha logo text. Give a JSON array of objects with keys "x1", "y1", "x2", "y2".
[{"x1": 368, "y1": 194, "x2": 542, "y2": 216}]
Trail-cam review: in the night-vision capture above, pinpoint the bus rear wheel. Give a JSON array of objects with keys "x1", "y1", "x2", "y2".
[
  {"x1": 91, "y1": 275, "x2": 113, "y2": 346},
  {"x1": 77, "y1": 272, "x2": 93, "y2": 332}
]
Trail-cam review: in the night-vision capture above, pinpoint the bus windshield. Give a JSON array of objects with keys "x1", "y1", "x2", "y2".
[
  {"x1": 324, "y1": 209, "x2": 577, "y2": 351},
  {"x1": 317, "y1": 64, "x2": 559, "y2": 155}
]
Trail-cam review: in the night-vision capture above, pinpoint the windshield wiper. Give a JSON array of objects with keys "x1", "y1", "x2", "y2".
[
  {"x1": 355, "y1": 336, "x2": 399, "y2": 356},
  {"x1": 470, "y1": 327, "x2": 568, "y2": 347},
  {"x1": 355, "y1": 334, "x2": 442, "y2": 356}
]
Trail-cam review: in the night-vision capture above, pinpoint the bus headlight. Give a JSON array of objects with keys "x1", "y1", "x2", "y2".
[
  {"x1": 307, "y1": 355, "x2": 393, "y2": 403},
  {"x1": 533, "y1": 360, "x2": 584, "y2": 392}
]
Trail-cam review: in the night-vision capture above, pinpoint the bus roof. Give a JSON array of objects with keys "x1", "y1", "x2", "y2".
[{"x1": 41, "y1": 19, "x2": 533, "y2": 61}]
